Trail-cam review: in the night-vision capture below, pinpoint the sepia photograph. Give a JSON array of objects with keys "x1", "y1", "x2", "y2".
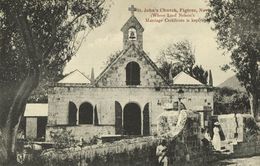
[{"x1": 0, "y1": 0, "x2": 259, "y2": 165}]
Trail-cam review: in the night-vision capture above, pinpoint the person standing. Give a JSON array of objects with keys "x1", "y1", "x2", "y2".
[
  {"x1": 156, "y1": 139, "x2": 168, "y2": 166},
  {"x1": 204, "y1": 128, "x2": 211, "y2": 142},
  {"x1": 201, "y1": 128, "x2": 210, "y2": 151},
  {"x1": 212, "y1": 122, "x2": 221, "y2": 151}
]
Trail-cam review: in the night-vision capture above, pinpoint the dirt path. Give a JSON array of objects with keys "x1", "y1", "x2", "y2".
[{"x1": 210, "y1": 155, "x2": 260, "y2": 166}]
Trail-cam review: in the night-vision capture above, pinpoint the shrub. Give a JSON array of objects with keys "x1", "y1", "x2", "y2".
[
  {"x1": 244, "y1": 117, "x2": 259, "y2": 141},
  {"x1": 50, "y1": 128, "x2": 78, "y2": 149}
]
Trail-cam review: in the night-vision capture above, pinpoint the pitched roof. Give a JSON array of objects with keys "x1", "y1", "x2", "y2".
[
  {"x1": 95, "y1": 44, "x2": 168, "y2": 84},
  {"x1": 121, "y1": 15, "x2": 144, "y2": 32},
  {"x1": 173, "y1": 72, "x2": 203, "y2": 85},
  {"x1": 58, "y1": 69, "x2": 91, "y2": 84},
  {"x1": 24, "y1": 103, "x2": 48, "y2": 117}
]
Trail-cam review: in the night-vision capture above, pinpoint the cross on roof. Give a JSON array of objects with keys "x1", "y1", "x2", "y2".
[{"x1": 128, "y1": 5, "x2": 137, "y2": 16}]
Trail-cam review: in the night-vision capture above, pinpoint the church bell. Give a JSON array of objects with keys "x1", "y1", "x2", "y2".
[{"x1": 129, "y1": 31, "x2": 136, "y2": 40}]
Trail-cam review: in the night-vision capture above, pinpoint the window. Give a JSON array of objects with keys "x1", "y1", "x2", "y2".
[
  {"x1": 68, "y1": 102, "x2": 77, "y2": 125},
  {"x1": 79, "y1": 102, "x2": 93, "y2": 124},
  {"x1": 37, "y1": 117, "x2": 47, "y2": 139},
  {"x1": 126, "y1": 61, "x2": 140, "y2": 85}
]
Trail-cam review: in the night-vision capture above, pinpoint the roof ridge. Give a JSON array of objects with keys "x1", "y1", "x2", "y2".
[
  {"x1": 173, "y1": 71, "x2": 204, "y2": 85},
  {"x1": 76, "y1": 69, "x2": 91, "y2": 81},
  {"x1": 58, "y1": 69, "x2": 91, "y2": 83},
  {"x1": 121, "y1": 15, "x2": 144, "y2": 32},
  {"x1": 57, "y1": 69, "x2": 77, "y2": 82}
]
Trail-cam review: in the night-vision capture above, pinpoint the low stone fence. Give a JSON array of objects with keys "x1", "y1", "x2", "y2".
[
  {"x1": 42, "y1": 136, "x2": 161, "y2": 166},
  {"x1": 231, "y1": 139, "x2": 260, "y2": 158},
  {"x1": 24, "y1": 111, "x2": 202, "y2": 166},
  {"x1": 46, "y1": 125, "x2": 115, "y2": 142}
]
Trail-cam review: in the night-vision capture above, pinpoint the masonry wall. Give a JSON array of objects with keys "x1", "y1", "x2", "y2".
[
  {"x1": 47, "y1": 85, "x2": 213, "y2": 140},
  {"x1": 45, "y1": 125, "x2": 114, "y2": 141},
  {"x1": 96, "y1": 46, "x2": 166, "y2": 87},
  {"x1": 217, "y1": 114, "x2": 246, "y2": 142},
  {"x1": 231, "y1": 139, "x2": 260, "y2": 158},
  {"x1": 122, "y1": 16, "x2": 144, "y2": 50},
  {"x1": 26, "y1": 118, "x2": 37, "y2": 139}
]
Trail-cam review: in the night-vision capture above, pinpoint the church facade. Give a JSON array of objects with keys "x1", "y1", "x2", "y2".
[{"x1": 46, "y1": 9, "x2": 214, "y2": 141}]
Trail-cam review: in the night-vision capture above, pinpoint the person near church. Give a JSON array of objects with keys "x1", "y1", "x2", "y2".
[
  {"x1": 204, "y1": 127, "x2": 211, "y2": 142},
  {"x1": 201, "y1": 128, "x2": 211, "y2": 145},
  {"x1": 156, "y1": 139, "x2": 168, "y2": 166},
  {"x1": 212, "y1": 122, "x2": 221, "y2": 151},
  {"x1": 200, "y1": 128, "x2": 211, "y2": 159}
]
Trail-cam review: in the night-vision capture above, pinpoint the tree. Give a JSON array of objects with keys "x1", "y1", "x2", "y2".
[
  {"x1": 159, "y1": 40, "x2": 195, "y2": 75},
  {"x1": 157, "y1": 40, "x2": 209, "y2": 84},
  {"x1": 206, "y1": 0, "x2": 260, "y2": 119},
  {"x1": 214, "y1": 87, "x2": 250, "y2": 115},
  {"x1": 158, "y1": 61, "x2": 174, "y2": 81},
  {"x1": 103, "y1": 50, "x2": 121, "y2": 66},
  {"x1": 28, "y1": 70, "x2": 65, "y2": 103},
  {"x1": 208, "y1": 70, "x2": 213, "y2": 86},
  {"x1": 192, "y1": 65, "x2": 208, "y2": 85},
  {"x1": 0, "y1": 0, "x2": 108, "y2": 164}
]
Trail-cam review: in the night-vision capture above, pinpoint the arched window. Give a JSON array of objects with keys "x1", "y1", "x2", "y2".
[
  {"x1": 126, "y1": 61, "x2": 140, "y2": 85},
  {"x1": 79, "y1": 102, "x2": 93, "y2": 124},
  {"x1": 68, "y1": 102, "x2": 77, "y2": 125},
  {"x1": 128, "y1": 27, "x2": 137, "y2": 40}
]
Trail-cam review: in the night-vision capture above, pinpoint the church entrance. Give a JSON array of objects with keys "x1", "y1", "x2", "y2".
[{"x1": 123, "y1": 103, "x2": 141, "y2": 135}]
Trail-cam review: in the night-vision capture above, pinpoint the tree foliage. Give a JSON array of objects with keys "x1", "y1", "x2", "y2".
[
  {"x1": 192, "y1": 65, "x2": 208, "y2": 85},
  {"x1": 0, "y1": 0, "x2": 108, "y2": 164},
  {"x1": 206, "y1": 0, "x2": 260, "y2": 118},
  {"x1": 50, "y1": 128, "x2": 78, "y2": 149},
  {"x1": 157, "y1": 40, "x2": 209, "y2": 84},
  {"x1": 1, "y1": 0, "x2": 106, "y2": 81},
  {"x1": 103, "y1": 50, "x2": 121, "y2": 66},
  {"x1": 214, "y1": 87, "x2": 250, "y2": 115},
  {"x1": 158, "y1": 40, "x2": 195, "y2": 75}
]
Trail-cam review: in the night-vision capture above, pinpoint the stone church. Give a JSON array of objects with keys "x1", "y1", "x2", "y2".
[{"x1": 46, "y1": 7, "x2": 214, "y2": 141}]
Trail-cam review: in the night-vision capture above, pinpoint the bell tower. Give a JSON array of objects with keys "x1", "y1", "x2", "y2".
[{"x1": 121, "y1": 5, "x2": 144, "y2": 50}]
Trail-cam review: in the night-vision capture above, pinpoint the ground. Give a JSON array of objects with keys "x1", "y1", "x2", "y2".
[{"x1": 210, "y1": 155, "x2": 260, "y2": 166}]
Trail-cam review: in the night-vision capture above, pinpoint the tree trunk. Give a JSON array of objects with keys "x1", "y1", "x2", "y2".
[
  {"x1": 0, "y1": 69, "x2": 39, "y2": 165},
  {"x1": 249, "y1": 91, "x2": 259, "y2": 121}
]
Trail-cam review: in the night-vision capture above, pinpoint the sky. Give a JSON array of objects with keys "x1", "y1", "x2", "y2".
[{"x1": 63, "y1": 0, "x2": 235, "y2": 86}]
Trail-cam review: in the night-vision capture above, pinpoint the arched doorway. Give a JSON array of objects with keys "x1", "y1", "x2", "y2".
[
  {"x1": 68, "y1": 102, "x2": 77, "y2": 125},
  {"x1": 123, "y1": 103, "x2": 141, "y2": 135},
  {"x1": 126, "y1": 61, "x2": 140, "y2": 85},
  {"x1": 79, "y1": 102, "x2": 93, "y2": 124}
]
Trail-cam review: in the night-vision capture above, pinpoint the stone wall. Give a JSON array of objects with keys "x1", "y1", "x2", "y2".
[
  {"x1": 217, "y1": 114, "x2": 251, "y2": 142},
  {"x1": 47, "y1": 85, "x2": 213, "y2": 140},
  {"x1": 96, "y1": 46, "x2": 166, "y2": 87},
  {"x1": 231, "y1": 140, "x2": 260, "y2": 158},
  {"x1": 45, "y1": 125, "x2": 114, "y2": 142},
  {"x1": 122, "y1": 16, "x2": 143, "y2": 50}
]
